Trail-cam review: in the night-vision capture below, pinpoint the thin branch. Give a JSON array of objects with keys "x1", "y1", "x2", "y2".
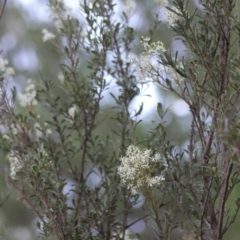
[
  {"x1": 217, "y1": 161, "x2": 233, "y2": 239},
  {"x1": 222, "y1": 200, "x2": 240, "y2": 235},
  {"x1": 200, "y1": 174, "x2": 214, "y2": 238},
  {"x1": 0, "y1": 0, "x2": 7, "y2": 20},
  {"x1": 125, "y1": 213, "x2": 150, "y2": 229}
]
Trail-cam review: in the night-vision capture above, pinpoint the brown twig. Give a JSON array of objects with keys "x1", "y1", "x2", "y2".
[
  {"x1": 0, "y1": 0, "x2": 7, "y2": 20},
  {"x1": 217, "y1": 161, "x2": 233, "y2": 239}
]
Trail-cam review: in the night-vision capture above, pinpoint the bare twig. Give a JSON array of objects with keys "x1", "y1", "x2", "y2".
[
  {"x1": 0, "y1": 0, "x2": 7, "y2": 20},
  {"x1": 217, "y1": 161, "x2": 233, "y2": 239}
]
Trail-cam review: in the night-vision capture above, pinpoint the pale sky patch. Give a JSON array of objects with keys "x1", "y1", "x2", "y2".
[{"x1": 171, "y1": 99, "x2": 190, "y2": 117}]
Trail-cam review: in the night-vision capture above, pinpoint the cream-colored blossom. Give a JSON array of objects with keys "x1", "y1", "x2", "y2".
[
  {"x1": 18, "y1": 79, "x2": 38, "y2": 107},
  {"x1": 0, "y1": 56, "x2": 15, "y2": 79},
  {"x1": 10, "y1": 123, "x2": 21, "y2": 135},
  {"x1": 147, "y1": 176, "x2": 165, "y2": 187},
  {"x1": 9, "y1": 151, "x2": 22, "y2": 179},
  {"x1": 46, "y1": 129, "x2": 52, "y2": 135},
  {"x1": 40, "y1": 149, "x2": 48, "y2": 158},
  {"x1": 5, "y1": 67, "x2": 15, "y2": 76},
  {"x1": 123, "y1": 0, "x2": 136, "y2": 15},
  {"x1": 129, "y1": 36, "x2": 185, "y2": 84},
  {"x1": 2, "y1": 134, "x2": 11, "y2": 141},
  {"x1": 48, "y1": 0, "x2": 73, "y2": 32},
  {"x1": 10, "y1": 124, "x2": 17, "y2": 135},
  {"x1": 58, "y1": 72, "x2": 65, "y2": 83},
  {"x1": 129, "y1": 37, "x2": 167, "y2": 81},
  {"x1": 165, "y1": 6, "x2": 182, "y2": 27},
  {"x1": 163, "y1": 62, "x2": 185, "y2": 85},
  {"x1": 68, "y1": 104, "x2": 79, "y2": 118},
  {"x1": 42, "y1": 28, "x2": 56, "y2": 42},
  {"x1": 118, "y1": 145, "x2": 165, "y2": 195},
  {"x1": 128, "y1": 52, "x2": 153, "y2": 80},
  {"x1": 44, "y1": 123, "x2": 53, "y2": 135},
  {"x1": 141, "y1": 36, "x2": 166, "y2": 54},
  {"x1": 154, "y1": 0, "x2": 168, "y2": 7},
  {"x1": 35, "y1": 145, "x2": 53, "y2": 170}
]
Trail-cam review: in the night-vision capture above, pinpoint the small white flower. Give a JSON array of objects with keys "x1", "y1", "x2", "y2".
[
  {"x1": 123, "y1": 0, "x2": 136, "y2": 15},
  {"x1": 12, "y1": 127, "x2": 18, "y2": 135},
  {"x1": 48, "y1": 0, "x2": 73, "y2": 32},
  {"x1": 46, "y1": 129, "x2": 52, "y2": 135},
  {"x1": 163, "y1": 62, "x2": 185, "y2": 85},
  {"x1": 68, "y1": 105, "x2": 79, "y2": 118},
  {"x1": 10, "y1": 124, "x2": 20, "y2": 135},
  {"x1": 9, "y1": 151, "x2": 22, "y2": 179},
  {"x1": 165, "y1": 6, "x2": 183, "y2": 27},
  {"x1": 58, "y1": 72, "x2": 65, "y2": 83},
  {"x1": 129, "y1": 37, "x2": 185, "y2": 85},
  {"x1": 152, "y1": 152, "x2": 162, "y2": 162},
  {"x1": 128, "y1": 52, "x2": 153, "y2": 80},
  {"x1": 42, "y1": 28, "x2": 56, "y2": 42},
  {"x1": 5, "y1": 67, "x2": 15, "y2": 77},
  {"x1": 2, "y1": 134, "x2": 11, "y2": 141},
  {"x1": 154, "y1": 0, "x2": 168, "y2": 7},
  {"x1": 147, "y1": 176, "x2": 165, "y2": 187},
  {"x1": 0, "y1": 56, "x2": 15, "y2": 79},
  {"x1": 141, "y1": 36, "x2": 167, "y2": 54},
  {"x1": 129, "y1": 37, "x2": 167, "y2": 82},
  {"x1": 43, "y1": 123, "x2": 52, "y2": 135},
  {"x1": 18, "y1": 79, "x2": 38, "y2": 107},
  {"x1": 41, "y1": 149, "x2": 48, "y2": 158}
]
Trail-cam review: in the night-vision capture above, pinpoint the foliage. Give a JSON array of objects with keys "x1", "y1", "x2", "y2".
[{"x1": 1, "y1": 0, "x2": 240, "y2": 239}]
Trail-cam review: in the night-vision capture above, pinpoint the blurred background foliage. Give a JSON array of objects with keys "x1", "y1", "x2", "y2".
[{"x1": 0, "y1": 0, "x2": 240, "y2": 239}]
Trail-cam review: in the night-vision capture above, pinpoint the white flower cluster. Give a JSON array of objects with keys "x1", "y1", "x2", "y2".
[
  {"x1": 37, "y1": 146, "x2": 53, "y2": 170},
  {"x1": 48, "y1": 0, "x2": 73, "y2": 32},
  {"x1": 9, "y1": 151, "x2": 22, "y2": 179},
  {"x1": 128, "y1": 52, "x2": 154, "y2": 80},
  {"x1": 18, "y1": 79, "x2": 38, "y2": 107},
  {"x1": 10, "y1": 123, "x2": 21, "y2": 135},
  {"x1": 141, "y1": 36, "x2": 166, "y2": 54},
  {"x1": 129, "y1": 36, "x2": 185, "y2": 84},
  {"x1": 154, "y1": 0, "x2": 168, "y2": 8},
  {"x1": 0, "y1": 56, "x2": 15, "y2": 79},
  {"x1": 128, "y1": 37, "x2": 166, "y2": 81},
  {"x1": 118, "y1": 145, "x2": 165, "y2": 195},
  {"x1": 42, "y1": 28, "x2": 56, "y2": 42},
  {"x1": 165, "y1": 6, "x2": 183, "y2": 27},
  {"x1": 164, "y1": 62, "x2": 185, "y2": 85},
  {"x1": 123, "y1": 0, "x2": 136, "y2": 15}
]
